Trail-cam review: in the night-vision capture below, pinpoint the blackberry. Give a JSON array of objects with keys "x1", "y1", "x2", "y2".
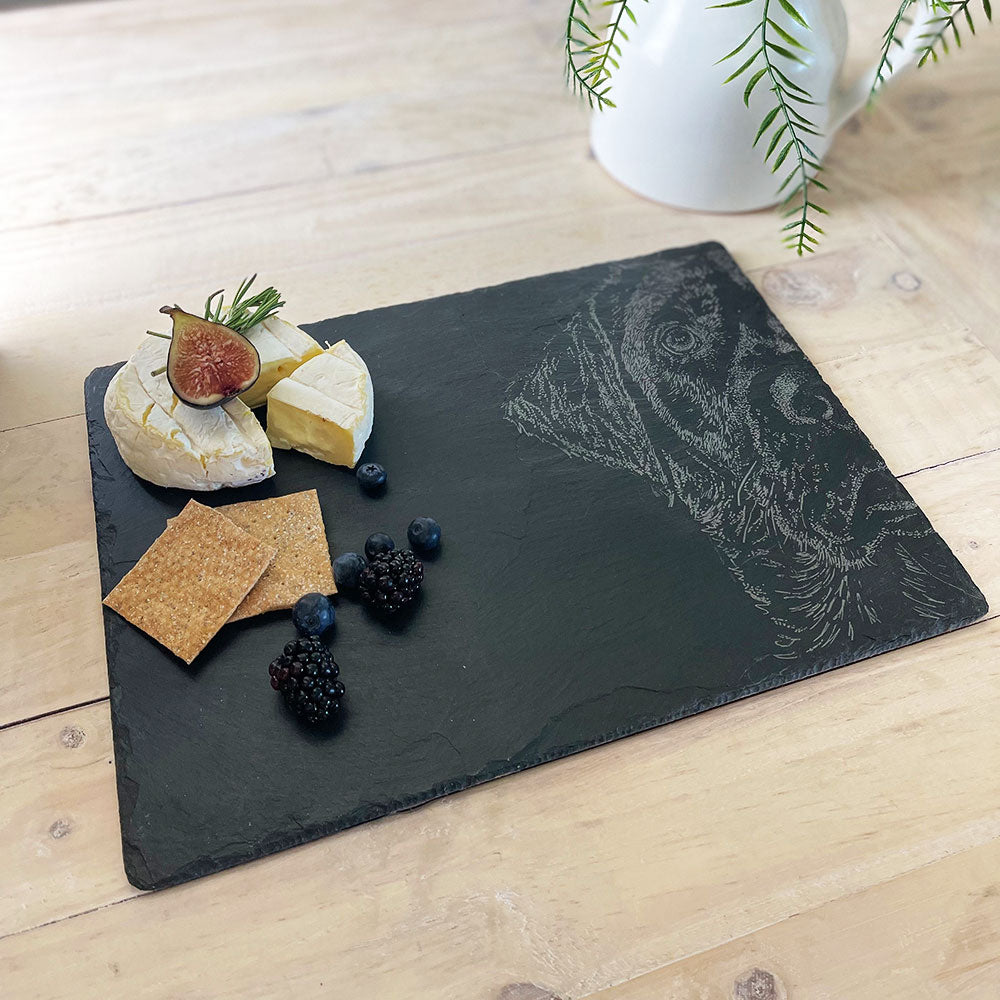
[
  {"x1": 268, "y1": 636, "x2": 345, "y2": 725},
  {"x1": 358, "y1": 549, "x2": 424, "y2": 615}
]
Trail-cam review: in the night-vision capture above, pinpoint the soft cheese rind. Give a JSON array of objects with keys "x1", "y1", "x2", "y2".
[
  {"x1": 104, "y1": 337, "x2": 275, "y2": 490},
  {"x1": 262, "y1": 316, "x2": 323, "y2": 357},
  {"x1": 326, "y1": 339, "x2": 372, "y2": 386},
  {"x1": 265, "y1": 341, "x2": 373, "y2": 468},
  {"x1": 238, "y1": 316, "x2": 322, "y2": 408}
]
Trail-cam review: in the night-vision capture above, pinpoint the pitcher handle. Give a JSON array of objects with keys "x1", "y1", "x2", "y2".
[{"x1": 828, "y1": 0, "x2": 939, "y2": 132}]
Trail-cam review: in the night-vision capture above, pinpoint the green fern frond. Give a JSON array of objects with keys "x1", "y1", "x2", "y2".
[
  {"x1": 917, "y1": 0, "x2": 992, "y2": 64},
  {"x1": 565, "y1": 0, "x2": 648, "y2": 109},
  {"x1": 869, "y1": 0, "x2": 916, "y2": 102},
  {"x1": 871, "y1": 0, "x2": 991, "y2": 101},
  {"x1": 717, "y1": 0, "x2": 826, "y2": 254}
]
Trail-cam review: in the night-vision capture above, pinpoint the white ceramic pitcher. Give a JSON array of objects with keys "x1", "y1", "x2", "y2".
[{"x1": 590, "y1": 0, "x2": 935, "y2": 211}]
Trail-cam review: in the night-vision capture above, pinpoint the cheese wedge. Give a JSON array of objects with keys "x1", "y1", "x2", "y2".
[
  {"x1": 265, "y1": 341, "x2": 373, "y2": 468},
  {"x1": 104, "y1": 337, "x2": 275, "y2": 490},
  {"x1": 238, "y1": 316, "x2": 322, "y2": 408}
]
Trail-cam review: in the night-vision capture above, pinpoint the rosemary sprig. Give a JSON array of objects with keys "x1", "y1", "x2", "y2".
[
  {"x1": 207, "y1": 274, "x2": 286, "y2": 335},
  {"x1": 565, "y1": 0, "x2": 648, "y2": 108},
  {"x1": 145, "y1": 275, "x2": 285, "y2": 377},
  {"x1": 715, "y1": 0, "x2": 827, "y2": 254}
]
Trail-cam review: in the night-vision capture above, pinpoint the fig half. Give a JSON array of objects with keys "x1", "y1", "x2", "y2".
[{"x1": 161, "y1": 306, "x2": 261, "y2": 408}]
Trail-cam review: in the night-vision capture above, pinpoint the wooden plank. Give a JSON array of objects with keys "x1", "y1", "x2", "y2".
[
  {"x1": 580, "y1": 838, "x2": 1000, "y2": 1000},
  {"x1": 0, "y1": 702, "x2": 125, "y2": 941},
  {"x1": 829, "y1": 40, "x2": 1000, "y2": 366},
  {"x1": 1, "y1": 615, "x2": 998, "y2": 992},
  {"x1": 0, "y1": 418, "x2": 94, "y2": 560},
  {"x1": 0, "y1": 541, "x2": 106, "y2": 728},
  {"x1": 904, "y1": 448, "x2": 1000, "y2": 613},
  {"x1": 0, "y1": 0, "x2": 536, "y2": 96},
  {"x1": 0, "y1": 12, "x2": 571, "y2": 232},
  {"x1": 817, "y1": 329, "x2": 1000, "y2": 476},
  {"x1": 748, "y1": 237, "x2": 970, "y2": 365},
  {"x1": 878, "y1": 186, "x2": 1000, "y2": 365}
]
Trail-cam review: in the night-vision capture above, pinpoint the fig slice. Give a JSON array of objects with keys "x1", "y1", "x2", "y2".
[{"x1": 161, "y1": 306, "x2": 261, "y2": 408}]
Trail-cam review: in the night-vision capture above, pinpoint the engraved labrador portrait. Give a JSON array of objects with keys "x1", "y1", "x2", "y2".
[{"x1": 503, "y1": 246, "x2": 981, "y2": 661}]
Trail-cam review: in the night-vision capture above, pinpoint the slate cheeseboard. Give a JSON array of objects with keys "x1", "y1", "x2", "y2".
[{"x1": 85, "y1": 242, "x2": 988, "y2": 890}]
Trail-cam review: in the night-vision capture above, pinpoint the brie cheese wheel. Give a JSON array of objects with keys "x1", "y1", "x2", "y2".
[
  {"x1": 104, "y1": 337, "x2": 275, "y2": 491},
  {"x1": 238, "y1": 316, "x2": 322, "y2": 409},
  {"x1": 265, "y1": 341, "x2": 373, "y2": 468}
]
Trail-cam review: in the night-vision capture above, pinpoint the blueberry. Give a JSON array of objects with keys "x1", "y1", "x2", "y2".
[
  {"x1": 364, "y1": 532, "x2": 395, "y2": 560},
  {"x1": 356, "y1": 462, "x2": 387, "y2": 493},
  {"x1": 292, "y1": 593, "x2": 335, "y2": 636},
  {"x1": 333, "y1": 551, "x2": 366, "y2": 590},
  {"x1": 407, "y1": 516, "x2": 441, "y2": 553}
]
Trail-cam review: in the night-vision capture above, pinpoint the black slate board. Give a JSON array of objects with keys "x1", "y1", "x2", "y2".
[{"x1": 86, "y1": 243, "x2": 987, "y2": 890}]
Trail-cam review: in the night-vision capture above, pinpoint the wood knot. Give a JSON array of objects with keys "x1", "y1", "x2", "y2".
[
  {"x1": 734, "y1": 968, "x2": 785, "y2": 1000},
  {"x1": 59, "y1": 725, "x2": 86, "y2": 749},
  {"x1": 498, "y1": 985, "x2": 562, "y2": 1000},
  {"x1": 891, "y1": 271, "x2": 922, "y2": 292},
  {"x1": 49, "y1": 818, "x2": 73, "y2": 839},
  {"x1": 761, "y1": 266, "x2": 849, "y2": 308}
]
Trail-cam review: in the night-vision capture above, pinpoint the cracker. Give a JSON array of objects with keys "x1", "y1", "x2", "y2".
[
  {"x1": 215, "y1": 490, "x2": 336, "y2": 622},
  {"x1": 104, "y1": 500, "x2": 277, "y2": 663}
]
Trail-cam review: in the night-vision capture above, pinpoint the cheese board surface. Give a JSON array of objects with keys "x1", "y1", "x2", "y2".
[{"x1": 86, "y1": 243, "x2": 987, "y2": 890}]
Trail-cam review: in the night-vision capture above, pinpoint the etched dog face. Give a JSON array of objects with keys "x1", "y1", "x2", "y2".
[
  {"x1": 732, "y1": 332, "x2": 926, "y2": 564},
  {"x1": 502, "y1": 250, "x2": 979, "y2": 659},
  {"x1": 617, "y1": 258, "x2": 926, "y2": 568}
]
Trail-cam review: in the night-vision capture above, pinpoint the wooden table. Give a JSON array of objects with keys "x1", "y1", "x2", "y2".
[{"x1": 2, "y1": 1, "x2": 998, "y2": 996}]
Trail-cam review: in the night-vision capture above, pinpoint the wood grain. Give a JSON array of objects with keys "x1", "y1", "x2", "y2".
[
  {"x1": 749, "y1": 236, "x2": 971, "y2": 365},
  {"x1": 0, "y1": 418, "x2": 94, "y2": 560},
  {"x1": 905, "y1": 449, "x2": 1000, "y2": 608},
  {"x1": 2, "y1": 617, "x2": 999, "y2": 992},
  {"x1": 582, "y1": 838, "x2": 1000, "y2": 1000},
  {"x1": 0, "y1": 702, "x2": 124, "y2": 939},
  {"x1": 0, "y1": 541, "x2": 107, "y2": 727},
  {"x1": 817, "y1": 328, "x2": 1000, "y2": 476},
  {"x1": 2, "y1": 0, "x2": 998, "y2": 995},
  {"x1": 0, "y1": 6, "x2": 569, "y2": 233}
]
